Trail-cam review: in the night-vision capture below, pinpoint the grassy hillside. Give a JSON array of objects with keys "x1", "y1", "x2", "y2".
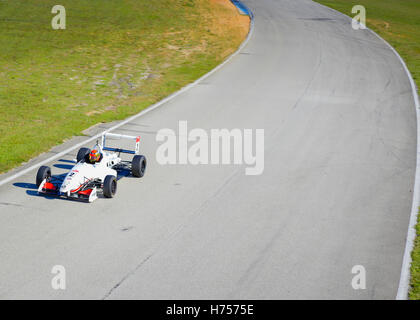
[
  {"x1": 0, "y1": 0, "x2": 249, "y2": 173},
  {"x1": 314, "y1": 0, "x2": 420, "y2": 300}
]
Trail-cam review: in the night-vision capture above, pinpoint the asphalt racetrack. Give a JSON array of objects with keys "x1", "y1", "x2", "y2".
[{"x1": 0, "y1": 0, "x2": 416, "y2": 299}]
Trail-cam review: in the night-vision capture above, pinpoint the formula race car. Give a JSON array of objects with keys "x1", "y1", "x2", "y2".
[{"x1": 36, "y1": 133, "x2": 146, "y2": 202}]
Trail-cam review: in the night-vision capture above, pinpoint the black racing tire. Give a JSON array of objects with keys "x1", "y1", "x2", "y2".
[
  {"x1": 36, "y1": 166, "x2": 51, "y2": 187},
  {"x1": 76, "y1": 147, "x2": 91, "y2": 163},
  {"x1": 132, "y1": 155, "x2": 146, "y2": 178},
  {"x1": 103, "y1": 175, "x2": 117, "y2": 198}
]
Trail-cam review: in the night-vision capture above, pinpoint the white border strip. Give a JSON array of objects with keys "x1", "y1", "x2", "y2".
[
  {"x1": 313, "y1": 1, "x2": 420, "y2": 300},
  {"x1": 0, "y1": 3, "x2": 255, "y2": 189}
]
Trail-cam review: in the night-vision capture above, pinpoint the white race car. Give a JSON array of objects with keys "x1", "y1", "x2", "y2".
[{"x1": 36, "y1": 133, "x2": 146, "y2": 202}]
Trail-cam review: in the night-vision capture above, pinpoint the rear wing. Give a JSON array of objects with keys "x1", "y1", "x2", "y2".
[{"x1": 101, "y1": 133, "x2": 141, "y2": 155}]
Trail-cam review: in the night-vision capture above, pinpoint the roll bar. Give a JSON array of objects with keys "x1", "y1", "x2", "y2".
[{"x1": 101, "y1": 132, "x2": 140, "y2": 155}]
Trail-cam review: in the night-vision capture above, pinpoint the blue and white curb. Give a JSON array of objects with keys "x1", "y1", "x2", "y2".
[{"x1": 231, "y1": 0, "x2": 254, "y2": 18}]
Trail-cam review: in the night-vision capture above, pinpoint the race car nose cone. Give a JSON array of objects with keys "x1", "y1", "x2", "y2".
[
  {"x1": 59, "y1": 184, "x2": 69, "y2": 193},
  {"x1": 59, "y1": 178, "x2": 73, "y2": 193}
]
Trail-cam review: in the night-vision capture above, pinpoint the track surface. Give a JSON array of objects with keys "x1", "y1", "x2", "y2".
[{"x1": 0, "y1": 0, "x2": 416, "y2": 299}]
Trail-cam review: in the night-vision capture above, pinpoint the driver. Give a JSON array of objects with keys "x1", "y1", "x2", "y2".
[{"x1": 88, "y1": 149, "x2": 102, "y2": 164}]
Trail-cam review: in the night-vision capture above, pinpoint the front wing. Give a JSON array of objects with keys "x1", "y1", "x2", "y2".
[{"x1": 38, "y1": 179, "x2": 98, "y2": 203}]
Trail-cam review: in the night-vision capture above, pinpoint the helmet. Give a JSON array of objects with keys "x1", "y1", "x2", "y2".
[{"x1": 89, "y1": 149, "x2": 101, "y2": 163}]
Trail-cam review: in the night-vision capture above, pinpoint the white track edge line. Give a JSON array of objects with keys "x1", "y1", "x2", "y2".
[
  {"x1": 313, "y1": 1, "x2": 420, "y2": 300},
  {"x1": 0, "y1": 5, "x2": 255, "y2": 189}
]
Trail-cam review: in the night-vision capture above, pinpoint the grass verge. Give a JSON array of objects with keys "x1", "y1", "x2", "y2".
[
  {"x1": 411, "y1": 212, "x2": 420, "y2": 299},
  {"x1": 0, "y1": 0, "x2": 249, "y2": 173},
  {"x1": 314, "y1": 0, "x2": 420, "y2": 300}
]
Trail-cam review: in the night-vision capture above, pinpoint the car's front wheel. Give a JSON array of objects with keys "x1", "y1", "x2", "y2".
[
  {"x1": 76, "y1": 147, "x2": 91, "y2": 163},
  {"x1": 103, "y1": 175, "x2": 117, "y2": 198},
  {"x1": 36, "y1": 166, "x2": 51, "y2": 187}
]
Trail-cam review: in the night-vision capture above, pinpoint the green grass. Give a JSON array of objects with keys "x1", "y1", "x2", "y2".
[
  {"x1": 315, "y1": 0, "x2": 420, "y2": 300},
  {"x1": 0, "y1": 0, "x2": 249, "y2": 172},
  {"x1": 411, "y1": 212, "x2": 420, "y2": 299}
]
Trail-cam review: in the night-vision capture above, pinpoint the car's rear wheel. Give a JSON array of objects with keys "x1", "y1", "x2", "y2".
[
  {"x1": 132, "y1": 155, "x2": 146, "y2": 178},
  {"x1": 36, "y1": 166, "x2": 51, "y2": 187},
  {"x1": 76, "y1": 147, "x2": 91, "y2": 163},
  {"x1": 103, "y1": 175, "x2": 117, "y2": 198}
]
